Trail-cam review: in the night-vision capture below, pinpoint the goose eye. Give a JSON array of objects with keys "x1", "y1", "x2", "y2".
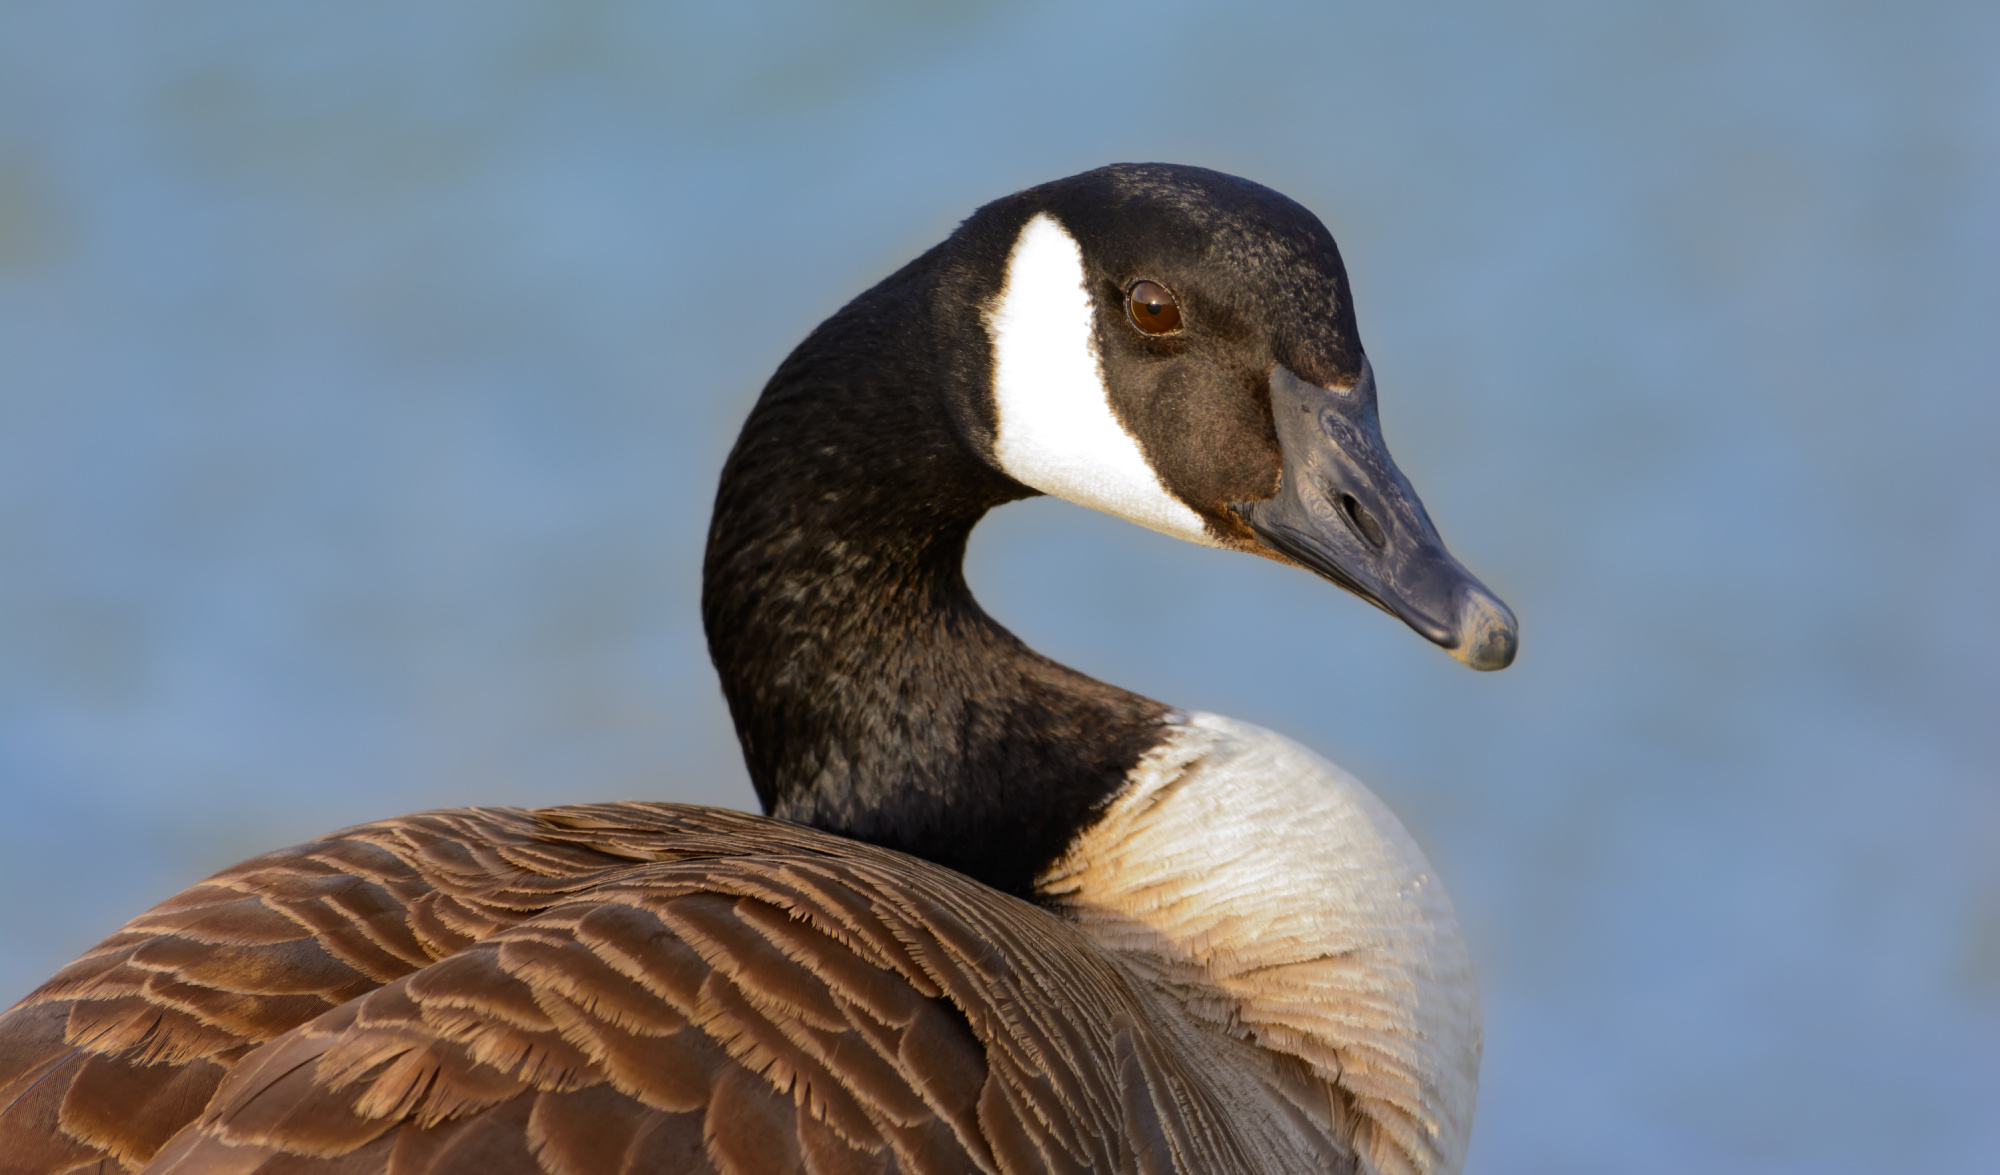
[{"x1": 1126, "y1": 280, "x2": 1182, "y2": 335}]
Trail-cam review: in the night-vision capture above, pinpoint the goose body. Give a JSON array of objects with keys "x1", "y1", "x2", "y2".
[{"x1": 0, "y1": 165, "x2": 1516, "y2": 1175}]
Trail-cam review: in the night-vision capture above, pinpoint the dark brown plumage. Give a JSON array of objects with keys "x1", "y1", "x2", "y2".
[{"x1": 1, "y1": 804, "x2": 1343, "y2": 1174}]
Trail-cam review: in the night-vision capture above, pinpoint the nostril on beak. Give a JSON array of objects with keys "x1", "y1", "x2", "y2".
[{"x1": 1338, "y1": 493, "x2": 1386, "y2": 550}]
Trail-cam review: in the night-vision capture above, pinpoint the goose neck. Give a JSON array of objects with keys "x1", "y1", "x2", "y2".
[{"x1": 701, "y1": 266, "x2": 1170, "y2": 898}]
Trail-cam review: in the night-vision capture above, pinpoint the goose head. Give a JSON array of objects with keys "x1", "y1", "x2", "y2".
[{"x1": 962, "y1": 163, "x2": 1517, "y2": 670}]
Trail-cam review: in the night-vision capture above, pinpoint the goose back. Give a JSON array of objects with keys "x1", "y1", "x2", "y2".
[{"x1": 2, "y1": 803, "x2": 1356, "y2": 1175}]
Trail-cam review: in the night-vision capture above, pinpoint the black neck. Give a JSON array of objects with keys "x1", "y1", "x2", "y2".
[{"x1": 701, "y1": 246, "x2": 1170, "y2": 898}]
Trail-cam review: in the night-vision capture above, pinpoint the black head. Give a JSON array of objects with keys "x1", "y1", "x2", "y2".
[{"x1": 942, "y1": 164, "x2": 1517, "y2": 669}]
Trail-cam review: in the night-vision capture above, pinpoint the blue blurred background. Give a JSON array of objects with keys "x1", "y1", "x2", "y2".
[{"x1": 3, "y1": 2, "x2": 1996, "y2": 1171}]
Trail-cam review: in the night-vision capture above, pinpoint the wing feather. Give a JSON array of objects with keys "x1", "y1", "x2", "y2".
[{"x1": 4, "y1": 805, "x2": 1297, "y2": 1174}]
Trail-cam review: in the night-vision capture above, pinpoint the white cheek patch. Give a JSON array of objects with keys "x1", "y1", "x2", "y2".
[{"x1": 987, "y1": 214, "x2": 1219, "y2": 548}]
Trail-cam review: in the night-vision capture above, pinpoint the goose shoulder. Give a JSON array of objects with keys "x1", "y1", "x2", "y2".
[{"x1": 4, "y1": 803, "x2": 1359, "y2": 1174}]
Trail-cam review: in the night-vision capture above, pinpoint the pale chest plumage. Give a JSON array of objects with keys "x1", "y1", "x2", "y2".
[{"x1": 1042, "y1": 714, "x2": 1480, "y2": 1175}]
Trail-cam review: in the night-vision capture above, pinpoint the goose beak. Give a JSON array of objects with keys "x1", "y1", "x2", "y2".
[{"x1": 1231, "y1": 362, "x2": 1518, "y2": 671}]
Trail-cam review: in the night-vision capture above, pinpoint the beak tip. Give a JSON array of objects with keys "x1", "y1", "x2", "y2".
[{"x1": 1448, "y1": 587, "x2": 1518, "y2": 671}]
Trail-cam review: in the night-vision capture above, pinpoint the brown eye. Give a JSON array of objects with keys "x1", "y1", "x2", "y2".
[{"x1": 1127, "y1": 280, "x2": 1182, "y2": 335}]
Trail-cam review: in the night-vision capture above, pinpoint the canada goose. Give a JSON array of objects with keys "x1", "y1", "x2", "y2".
[{"x1": 0, "y1": 164, "x2": 1516, "y2": 1175}]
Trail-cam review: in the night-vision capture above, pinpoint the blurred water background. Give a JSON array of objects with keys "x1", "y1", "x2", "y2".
[{"x1": 3, "y1": 2, "x2": 1996, "y2": 1171}]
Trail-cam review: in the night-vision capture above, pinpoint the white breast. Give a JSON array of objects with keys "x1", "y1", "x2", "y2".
[
  {"x1": 1039, "y1": 712, "x2": 1480, "y2": 1175},
  {"x1": 985, "y1": 213, "x2": 1220, "y2": 547}
]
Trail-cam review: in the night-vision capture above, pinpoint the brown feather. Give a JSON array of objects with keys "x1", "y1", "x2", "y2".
[{"x1": 2, "y1": 804, "x2": 1340, "y2": 1174}]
